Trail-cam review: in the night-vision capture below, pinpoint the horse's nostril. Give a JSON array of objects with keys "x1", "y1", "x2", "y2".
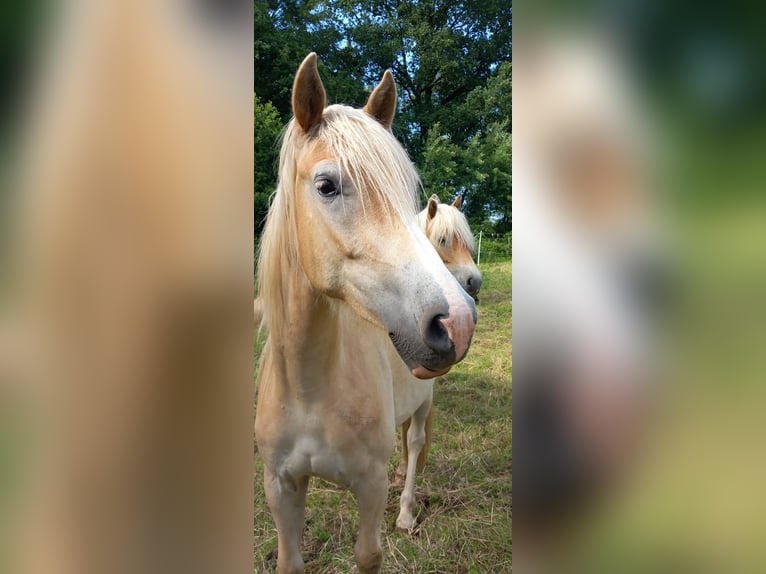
[
  {"x1": 465, "y1": 275, "x2": 482, "y2": 295},
  {"x1": 422, "y1": 314, "x2": 452, "y2": 355}
]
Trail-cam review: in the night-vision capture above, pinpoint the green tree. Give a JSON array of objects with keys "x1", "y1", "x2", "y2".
[
  {"x1": 254, "y1": 94, "x2": 283, "y2": 234},
  {"x1": 254, "y1": 0, "x2": 512, "y2": 233},
  {"x1": 421, "y1": 119, "x2": 511, "y2": 232},
  {"x1": 335, "y1": 0, "x2": 511, "y2": 155},
  {"x1": 255, "y1": 0, "x2": 369, "y2": 120},
  {"x1": 420, "y1": 122, "x2": 461, "y2": 199},
  {"x1": 465, "y1": 121, "x2": 512, "y2": 233}
]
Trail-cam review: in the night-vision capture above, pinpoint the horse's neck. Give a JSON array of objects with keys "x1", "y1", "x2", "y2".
[{"x1": 266, "y1": 267, "x2": 344, "y2": 397}]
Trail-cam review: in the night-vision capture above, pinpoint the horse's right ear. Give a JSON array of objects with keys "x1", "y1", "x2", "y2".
[
  {"x1": 364, "y1": 70, "x2": 397, "y2": 129},
  {"x1": 292, "y1": 53, "x2": 326, "y2": 133},
  {"x1": 427, "y1": 195, "x2": 439, "y2": 219}
]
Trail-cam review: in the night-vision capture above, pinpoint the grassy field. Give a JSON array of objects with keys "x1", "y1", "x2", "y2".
[{"x1": 254, "y1": 259, "x2": 512, "y2": 573}]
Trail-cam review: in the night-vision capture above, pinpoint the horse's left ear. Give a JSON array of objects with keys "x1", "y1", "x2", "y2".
[
  {"x1": 364, "y1": 70, "x2": 397, "y2": 130},
  {"x1": 451, "y1": 195, "x2": 463, "y2": 210},
  {"x1": 292, "y1": 53, "x2": 327, "y2": 133},
  {"x1": 427, "y1": 195, "x2": 439, "y2": 219}
]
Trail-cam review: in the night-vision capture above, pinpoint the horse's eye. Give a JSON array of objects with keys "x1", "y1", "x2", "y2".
[
  {"x1": 315, "y1": 179, "x2": 339, "y2": 198},
  {"x1": 439, "y1": 236, "x2": 447, "y2": 246}
]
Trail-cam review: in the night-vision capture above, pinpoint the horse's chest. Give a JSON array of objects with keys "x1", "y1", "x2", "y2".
[
  {"x1": 256, "y1": 339, "x2": 396, "y2": 486},
  {"x1": 289, "y1": 437, "x2": 352, "y2": 486},
  {"x1": 275, "y1": 424, "x2": 389, "y2": 488}
]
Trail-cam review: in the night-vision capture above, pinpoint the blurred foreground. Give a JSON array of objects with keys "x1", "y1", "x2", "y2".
[
  {"x1": 514, "y1": 3, "x2": 766, "y2": 573},
  {"x1": 1, "y1": 2, "x2": 253, "y2": 573}
]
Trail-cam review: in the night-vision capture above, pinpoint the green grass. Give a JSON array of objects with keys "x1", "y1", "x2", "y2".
[{"x1": 254, "y1": 259, "x2": 512, "y2": 573}]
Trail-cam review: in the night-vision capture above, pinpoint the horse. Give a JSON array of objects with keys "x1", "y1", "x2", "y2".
[
  {"x1": 254, "y1": 53, "x2": 477, "y2": 574},
  {"x1": 419, "y1": 194, "x2": 483, "y2": 302},
  {"x1": 393, "y1": 193, "x2": 482, "y2": 530},
  {"x1": 254, "y1": 192, "x2": 481, "y2": 534}
]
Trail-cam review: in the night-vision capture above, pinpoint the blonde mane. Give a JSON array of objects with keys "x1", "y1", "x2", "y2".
[
  {"x1": 257, "y1": 104, "x2": 421, "y2": 333},
  {"x1": 418, "y1": 203, "x2": 476, "y2": 255}
]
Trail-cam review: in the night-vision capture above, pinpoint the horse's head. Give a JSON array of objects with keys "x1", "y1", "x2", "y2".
[
  {"x1": 419, "y1": 194, "x2": 483, "y2": 301},
  {"x1": 262, "y1": 53, "x2": 476, "y2": 379}
]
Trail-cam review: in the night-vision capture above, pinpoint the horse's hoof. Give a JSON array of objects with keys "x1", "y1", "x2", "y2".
[
  {"x1": 355, "y1": 549, "x2": 382, "y2": 574},
  {"x1": 396, "y1": 515, "x2": 416, "y2": 531}
]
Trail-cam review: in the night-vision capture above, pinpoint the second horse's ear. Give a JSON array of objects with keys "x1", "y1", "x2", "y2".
[
  {"x1": 427, "y1": 195, "x2": 439, "y2": 219},
  {"x1": 364, "y1": 70, "x2": 397, "y2": 130},
  {"x1": 292, "y1": 53, "x2": 327, "y2": 133},
  {"x1": 451, "y1": 195, "x2": 463, "y2": 210}
]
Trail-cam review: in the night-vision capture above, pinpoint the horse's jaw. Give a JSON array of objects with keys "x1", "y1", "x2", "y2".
[{"x1": 388, "y1": 331, "x2": 456, "y2": 379}]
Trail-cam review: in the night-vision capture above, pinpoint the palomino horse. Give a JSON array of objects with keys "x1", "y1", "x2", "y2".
[
  {"x1": 254, "y1": 193, "x2": 482, "y2": 533},
  {"x1": 419, "y1": 194, "x2": 483, "y2": 302},
  {"x1": 254, "y1": 193, "x2": 482, "y2": 532},
  {"x1": 255, "y1": 53, "x2": 477, "y2": 574},
  {"x1": 393, "y1": 193, "x2": 482, "y2": 530}
]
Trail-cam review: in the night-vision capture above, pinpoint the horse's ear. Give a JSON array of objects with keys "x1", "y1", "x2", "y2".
[
  {"x1": 364, "y1": 70, "x2": 397, "y2": 130},
  {"x1": 292, "y1": 53, "x2": 326, "y2": 133},
  {"x1": 451, "y1": 195, "x2": 463, "y2": 210},
  {"x1": 427, "y1": 195, "x2": 439, "y2": 220}
]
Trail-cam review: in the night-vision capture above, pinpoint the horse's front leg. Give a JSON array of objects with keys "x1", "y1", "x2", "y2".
[
  {"x1": 395, "y1": 418, "x2": 411, "y2": 483},
  {"x1": 263, "y1": 466, "x2": 309, "y2": 574},
  {"x1": 351, "y1": 462, "x2": 388, "y2": 574},
  {"x1": 396, "y1": 401, "x2": 430, "y2": 530}
]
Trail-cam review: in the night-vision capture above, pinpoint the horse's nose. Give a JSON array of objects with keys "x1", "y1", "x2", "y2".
[
  {"x1": 466, "y1": 274, "x2": 483, "y2": 296},
  {"x1": 420, "y1": 292, "x2": 476, "y2": 362},
  {"x1": 422, "y1": 313, "x2": 452, "y2": 356}
]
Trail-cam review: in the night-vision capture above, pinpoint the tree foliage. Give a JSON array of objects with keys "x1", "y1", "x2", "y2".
[
  {"x1": 255, "y1": 0, "x2": 370, "y2": 119},
  {"x1": 254, "y1": 0, "x2": 512, "y2": 234},
  {"x1": 421, "y1": 119, "x2": 511, "y2": 233},
  {"x1": 254, "y1": 94, "x2": 282, "y2": 233}
]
